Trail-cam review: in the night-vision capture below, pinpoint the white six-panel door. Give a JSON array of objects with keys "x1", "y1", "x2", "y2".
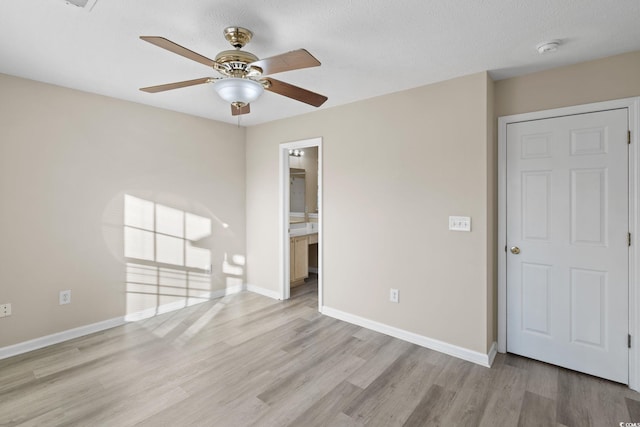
[{"x1": 506, "y1": 108, "x2": 629, "y2": 383}]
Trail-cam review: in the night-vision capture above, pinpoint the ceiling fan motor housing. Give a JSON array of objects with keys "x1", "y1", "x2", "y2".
[{"x1": 214, "y1": 50, "x2": 261, "y2": 78}]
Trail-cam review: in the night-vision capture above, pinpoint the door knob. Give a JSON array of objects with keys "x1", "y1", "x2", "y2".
[{"x1": 510, "y1": 246, "x2": 520, "y2": 255}]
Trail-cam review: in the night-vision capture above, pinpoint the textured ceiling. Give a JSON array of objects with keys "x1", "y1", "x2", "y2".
[{"x1": 0, "y1": 0, "x2": 639, "y2": 126}]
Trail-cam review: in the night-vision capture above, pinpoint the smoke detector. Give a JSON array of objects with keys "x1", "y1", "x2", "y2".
[{"x1": 536, "y1": 40, "x2": 561, "y2": 54}]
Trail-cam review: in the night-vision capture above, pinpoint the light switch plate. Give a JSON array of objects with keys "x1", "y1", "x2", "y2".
[{"x1": 449, "y1": 216, "x2": 471, "y2": 232}]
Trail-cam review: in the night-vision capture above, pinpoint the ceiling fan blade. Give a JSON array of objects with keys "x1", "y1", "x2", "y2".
[
  {"x1": 250, "y1": 49, "x2": 320, "y2": 76},
  {"x1": 265, "y1": 78, "x2": 327, "y2": 107},
  {"x1": 231, "y1": 104, "x2": 251, "y2": 116},
  {"x1": 140, "y1": 77, "x2": 213, "y2": 93},
  {"x1": 140, "y1": 36, "x2": 216, "y2": 68}
]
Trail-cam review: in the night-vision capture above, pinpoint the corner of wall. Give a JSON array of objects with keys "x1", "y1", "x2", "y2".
[{"x1": 486, "y1": 72, "x2": 497, "y2": 352}]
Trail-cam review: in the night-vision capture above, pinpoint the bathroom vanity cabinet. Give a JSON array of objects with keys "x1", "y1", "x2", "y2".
[{"x1": 290, "y1": 235, "x2": 309, "y2": 285}]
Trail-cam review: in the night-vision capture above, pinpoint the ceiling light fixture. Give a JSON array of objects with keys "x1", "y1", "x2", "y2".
[
  {"x1": 536, "y1": 40, "x2": 561, "y2": 54},
  {"x1": 289, "y1": 149, "x2": 304, "y2": 157},
  {"x1": 212, "y1": 78, "x2": 264, "y2": 109}
]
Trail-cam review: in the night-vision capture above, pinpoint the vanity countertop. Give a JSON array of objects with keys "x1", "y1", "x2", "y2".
[
  {"x1": 289, "y1": 222, "x2": 319, "y2": 237},
  {"x1": 290, "y1": 229, "x2": 318, "y2": 237}
]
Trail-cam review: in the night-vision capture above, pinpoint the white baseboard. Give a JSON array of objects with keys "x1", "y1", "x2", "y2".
[
  {"x1": 125, "y1": 286, "x2": 244, "y2": 321},
  {"x1": 213, "y1": 284, "x2": 245, "y2": 298},
  {"x1": 0, "y1": 316, "x2": 125, "y2": 361},
  {"x1": 0, "y1": 285, "x2": 247, "y2": 361},
  {"x1": 245, "y1": 284, "x2": 281, "y2": 300},
  {"x1": 321, "y1": 306, "x2": 497, "y2": 368},
  {"x1": 487, "y1": 341, "x2": 498, "y2": 366}
]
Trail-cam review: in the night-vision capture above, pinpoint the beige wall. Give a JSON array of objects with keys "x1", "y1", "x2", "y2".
[
  {"x1": 247, "y1": 72, "x2": 494, "y2": 354},
  {"x1": 495, "y1": 51, "x2": 640, "y2": 117},
  {"x1": 0, "y1": 73, "x2": 246, "y2": 347}
]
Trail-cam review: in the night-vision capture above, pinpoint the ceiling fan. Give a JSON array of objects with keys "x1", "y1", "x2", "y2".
[{"x1": 139, "y1": 27, "x2": 328, "y2": 116}]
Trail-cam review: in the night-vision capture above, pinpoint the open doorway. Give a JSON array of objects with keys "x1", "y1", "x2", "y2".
[{"x1": 279, "y1": 137, "x2": 322, "y2": 310}]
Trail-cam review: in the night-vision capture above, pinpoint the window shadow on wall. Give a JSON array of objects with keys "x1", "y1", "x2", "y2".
[{"x1": 123, "y1": 194, "x2": 242, "y2": 321}]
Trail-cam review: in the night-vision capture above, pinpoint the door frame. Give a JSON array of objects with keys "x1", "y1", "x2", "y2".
[
  {"x1": 279, "y1": 137, "x2": 323, "y2": 309},
  {"x1": 498, "y1": 97, "x2": 640, "y2": 390}
]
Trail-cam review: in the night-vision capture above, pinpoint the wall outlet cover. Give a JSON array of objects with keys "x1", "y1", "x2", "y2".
[
  {"x1": 59, "y1": 290, "x2": 71, "y2": 305},
  {"x1": 390, "y1": 288, "x2": 399, "y2": 303},
  {"x1": 0, "y1": 303, "x2": 11, "y2": 317}
]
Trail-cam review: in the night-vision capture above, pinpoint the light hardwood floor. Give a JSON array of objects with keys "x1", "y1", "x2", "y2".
[{"x1": 1, "y1": 277, "x2": 639, "y2": 426}]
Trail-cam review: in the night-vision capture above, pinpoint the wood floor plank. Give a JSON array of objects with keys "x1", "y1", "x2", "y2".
[
  {"x1": 478, "y1": 362, "x2": 528, "y2": 426},
  {"x1": 222, "y1": 323, "x2": 360, "y2": 402},
  {"x1": 177, "y1": 325, "x2": 305, "y2": 397},
  {"x1": 255, "y1": 347, "x2": 363, "y2": 407},
  {"x1": 402, "y1": 384, "x2": 457, "y2": 426},
  {"x1": 583, "y1": 376, "x2": 632, "y2": 426},
  {"x1": 626, "y1": 397, "x2": 640, "y2": 421},
  {"x1": 346, "y1": 337, "x2": 414, "y2": 389},
  {"x1": 439, "y1": 361, "x2": 496, "y2": 426},
  {"x1": 434, "y1": 356, "x2": 474, "y2": 391},
  {"x1": 347, "y1": 329, "x2": 394, "y2": 361},
  {"x1": 525, "y1": 361, "x2": 559, "y2": 401},
  {"x1": 223, "y1": 303, "x2": 317, "y2": 346},
  {"x1": 343, "y1": 345, "x2": 442, "y2": 426},
  {"x1": 0, "y1": 372, "x2": 107, "y2": 425},
  {"x1": 327, "y1": 412, "x2": 365, "y2": 427},
  {"x1": 0, "y1": 368, "x2": 36, "y2": 395},
  {"x1": 517, "y1": 391, "x2": 556, "y2": 427},
  {"x1": 0, "y1": 284, "x2": 636, "y2": 427},
  {"x1": 503, "y1": 353, "x2": 560, "y2": 402},
  {"x1": 282, "y1": 316, "x2": 353, "y2": 354},
  {"x1": 555, "y1": 368, "x2": 630, "y2": 426},
  {"x1": 286, "y1": 381, "x2": 364, "y2": 427},
  {"x1": 250, "y1": 352, "x2": 365, "y2": 426}
]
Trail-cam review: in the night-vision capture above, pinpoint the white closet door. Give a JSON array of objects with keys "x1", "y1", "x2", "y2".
[{"x1": 506, "y1": 108, "x2": 629, "y2": 383}]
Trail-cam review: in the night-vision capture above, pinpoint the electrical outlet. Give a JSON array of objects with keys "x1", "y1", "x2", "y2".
[
  {"x1": 0, "y1": 303, "x2": 11, "y2": 318},
  {"x1": 390, "y1": 288, "x2": 399, "y2": 303},
  {"x1": 59, "y1": 290, "x2": 71, "y2": 305}
]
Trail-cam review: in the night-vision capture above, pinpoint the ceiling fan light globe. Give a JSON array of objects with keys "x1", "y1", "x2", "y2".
[{"x1": 214, "y1": 78, "x2": 263, "y2": 106}]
